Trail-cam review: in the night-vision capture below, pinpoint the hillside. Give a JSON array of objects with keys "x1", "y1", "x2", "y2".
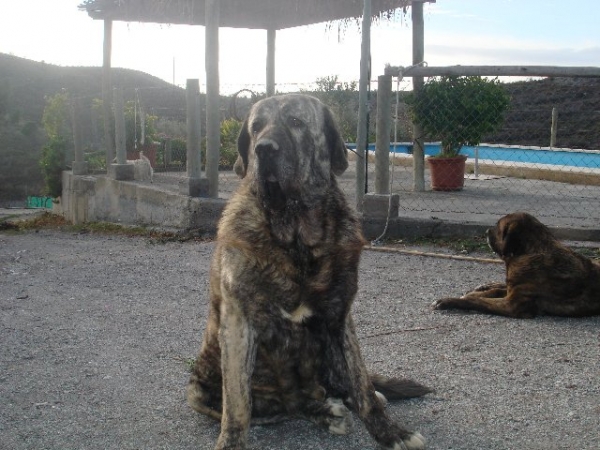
[
  {"x1": 1, "y1": 53, "x2": 600, "y2": 205},
  {"x1": 2, "y1": 52, "x2": 600, "y2": 150},
  {"x1": 497, "y1": 77, "x2": 600, "y2": 149},
  {"x1": 0, "y1": 53, "x2": 186, "y2": 123}
]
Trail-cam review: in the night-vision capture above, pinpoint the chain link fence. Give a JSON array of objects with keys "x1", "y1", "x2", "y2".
[
  {"x1": 71, "y1": 72, "x2": 600, "y2": 229},
  {"x1": 363, "y1": 72, "x2": 600, "y2": 228}
]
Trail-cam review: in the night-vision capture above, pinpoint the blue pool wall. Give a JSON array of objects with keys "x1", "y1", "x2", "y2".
[{"x1": 346, "y1": 142, "x2": 600, "y2": 169}]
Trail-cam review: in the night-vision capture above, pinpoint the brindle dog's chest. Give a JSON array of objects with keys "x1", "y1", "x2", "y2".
[{"x1": 262, "y1": 241, "x2": 327, "y2": 327}]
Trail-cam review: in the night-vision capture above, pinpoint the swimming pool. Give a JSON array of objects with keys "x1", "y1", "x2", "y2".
[{"x1": 352, "y1": 143, "x2": 600, "y2": 169}]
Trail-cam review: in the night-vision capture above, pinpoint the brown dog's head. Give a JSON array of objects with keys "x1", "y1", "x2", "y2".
[
  {"x1": 234, "y1": 94, "x2": 348, "y2": 210},
  {"x1": 487, "y1": 212, "x2": 557, "y2": 258}
]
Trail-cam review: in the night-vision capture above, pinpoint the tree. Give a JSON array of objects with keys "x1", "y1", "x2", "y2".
[
  {"x1": 309, "y1": 75, "x2": 366, "y2": 143},
  {"x1": 40, "y1": 92, "x2": 72, "y2": 197}
]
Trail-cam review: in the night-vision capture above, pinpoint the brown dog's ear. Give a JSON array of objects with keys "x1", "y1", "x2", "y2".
[
  {"x1": 501, "y1": 222, "x2": 523, "y2": 257},
  {"x1": 234, "y1": 119, "x2": 250, "y2": 178},
  {"x1": 323, "y1": 106, "x2": 348, "y2": 176}
]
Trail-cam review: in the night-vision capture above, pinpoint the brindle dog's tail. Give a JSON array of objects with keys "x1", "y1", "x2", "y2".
[{"x1": 370, "y1": 374, "x2": 433, "y2": 400}]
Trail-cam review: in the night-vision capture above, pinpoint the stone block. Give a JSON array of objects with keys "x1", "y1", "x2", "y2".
[
  {"x1": 363, "y1": 193, "x2": 399, "y2": 218},
  {"x1": 179, "y1": 177, "x2": 210, "y2": 197},
  {"x1": 108, "y1": 163, "x2": 134, "y2": 181}
]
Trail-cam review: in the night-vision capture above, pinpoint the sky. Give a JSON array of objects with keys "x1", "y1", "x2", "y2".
[{"x1": 1, "y1": 0, "x2": 599, "y2": 94}]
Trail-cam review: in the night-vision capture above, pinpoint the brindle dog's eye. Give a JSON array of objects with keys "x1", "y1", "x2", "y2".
[
  {"x1": 251, "y1": 120, "x2": 263, "y2": 135},
  {"x1": 288, "y1": 117, "x2": 304, "y2": 128}
]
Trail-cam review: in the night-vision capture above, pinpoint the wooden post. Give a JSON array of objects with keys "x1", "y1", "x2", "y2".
[
  {"x1": 102, "y1": 19, "x2": 115, "y2": 171},
  {"x1": 71, "y1": 96, "x2": 87, "y2": 175},
  {"x1": 139, "y1": 105, "x2": 146, "y2": 146},
  {"x1": 550, "y1": 107, "x2": 558, "y2": 148},
  {"x1": 186, "y1": 79, "x2": 201, "y2": 179},
  {"x1": 375, "y1": 75, "x2": 392, "y2": 194},
  {"x1": 108, "y1": 87, "x2": 134, "y2": 181},
  {"x1": 179, "y1": 79, "x2": 208, "y2": 196},
  {"x1": 266, "y1": 28, "x2": 276, "y2": 97},
  {"x1": 205, "y1": 0, "x2": 220, "y2": 198},
  {"x1": 355, "y1": 0, "x2": 371, "y2": 211},
  {"x1": 165, "y1": 138, "x2": 172, "y2": 167},
  {"x1": 412, "y1": 1, "x2": 425, "y2": 192},
  {"x1": 114, "y1": 88, "x2": 126, "y2": 165}
]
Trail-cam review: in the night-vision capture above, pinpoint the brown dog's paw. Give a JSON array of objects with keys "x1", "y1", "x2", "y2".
[
  {"x1": 469, "y1": 281, "x2": 506, "y2": 293},
  {"x1": 431, "y1": 298, "x2": 455, "y2": 310},
  {"x1": 388, "y1": 432, "x2": 427, "y2": 450}
]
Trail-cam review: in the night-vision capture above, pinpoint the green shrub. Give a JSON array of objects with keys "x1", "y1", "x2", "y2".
[
  {"x1": 407, "y1": 76, "x2": 510, "y2": 157},
  {"x1": 219, "y1": 118, "x2": 242, "y2": 169},
  {"x1": 170, "y1": 137, "x2": 187, "y2": 166},
  {"x1": 40, "y1": 92, "x2": 73, "y2": 197},
  {"x1": 40, "y1": 136, "x2": 67, "y2": 198}
]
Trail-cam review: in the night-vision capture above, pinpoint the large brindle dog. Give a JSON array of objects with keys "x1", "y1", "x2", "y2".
[
  {"x1": 433, "y1": 212, "x2": 600, "y2": 318},
  {"x1": 187, "y1": 94, "x2": 430, "y2": 450}
]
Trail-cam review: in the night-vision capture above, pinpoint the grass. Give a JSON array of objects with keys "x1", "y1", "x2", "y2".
[
  {"x1": 3, "y1": 212, "x2": 599, "y2": 259},
  {"x1": 1, "y1": 212, "x2": 210, "y2": 243},
  {"x1": 383, "y1": 235, "x2": 600, "y2": 260},
  {"x1": 383, "y1": 235, "x2": 494, "y2": 255},
  {"x1": 173, "y1": 356, "x2": 196, "y2": 373}
]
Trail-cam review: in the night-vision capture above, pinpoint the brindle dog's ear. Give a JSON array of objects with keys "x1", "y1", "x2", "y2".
[
  {"x1": 234, "y1": 118, "x2": 250, "y2": 178},
  {"x1": 323, "y1": 107, "x2": 348, "y2": 176}
]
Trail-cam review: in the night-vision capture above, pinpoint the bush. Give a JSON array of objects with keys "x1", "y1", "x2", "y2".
[
  {"x1": 170, "y1": 138, "x2": 187, "y2": 166},
  {"x1": 219, "y1": 118, "x2": 242, "y2": 169},
  {"x1": 407, "y1": 76, "x2": 510, "y2": 157},
  {"x1": 40, "y1": 136, "x2": 67, "y2": 198},
  {"x1": 39, "y1": 92, "x2": 73, "y2": 197}
]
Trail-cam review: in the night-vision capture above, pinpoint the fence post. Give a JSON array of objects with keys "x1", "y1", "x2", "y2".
[
  {"x1": 139, "y1": 104, "x2": 146, "y2": 146},
  {"x1": 355, "y1": 0, "x2": 371, "y2": 212},
  {"x1": 108, "y1": 87, "x2": 134, "y2": 180},
  {"x1": 266, "y1": 28, "x2": 276, "y2": 97},
  {"x1": 179, "y1": 79, "x2": 208, "y2": 196},
  {"x1": 412, "y1": 1, "x2": 426, "y2": 192},
  {"x1": 102, "y1": 19, "x2": 115, "y2": 171},
  {"x1": 164, "y1": 138, "x2": 172, "y2": 167},
  {"x1": 205, "y1": 0, "x2": 220, "y2": 198},
  {"x1": 550, "y1": 107, "x2": 558, "y2": 148},
  {"x1": 71, "y1": 96, "x2": 87, "y2": 175},
  {"x1": 375, "y1": 75, "x2": 392, "y2": 194}
]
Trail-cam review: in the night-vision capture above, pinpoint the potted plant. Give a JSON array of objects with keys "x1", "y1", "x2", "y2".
[{"x1": 407, "y1": 76, "x2": 510, "y2": 191}]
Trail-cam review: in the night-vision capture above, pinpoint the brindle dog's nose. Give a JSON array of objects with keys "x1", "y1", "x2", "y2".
[{"x1": 255, "y1": 138, "x2": 280, "y2": 157}]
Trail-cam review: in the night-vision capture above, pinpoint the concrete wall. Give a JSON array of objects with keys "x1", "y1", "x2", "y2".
[
  {"x1": 58, "y1": 172, "x2": 226, "y2": 234},
  {"x1": 58, "y1": 172, "x2": 600, "y2": 243}
]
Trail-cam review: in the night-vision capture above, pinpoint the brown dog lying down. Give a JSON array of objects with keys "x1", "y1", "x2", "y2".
[
  {"x1": 433, "y1": 212, "x2": 600, "y2": 318},
  {"x1": 187, "y1": 94, "x2": 431, "y2": 450}
]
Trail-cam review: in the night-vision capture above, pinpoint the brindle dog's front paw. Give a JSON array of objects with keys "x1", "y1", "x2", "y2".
[
  {"x1": 214, "y1": 434, "x2": 245, "y2": 450},
  {"x1": 389, "y1": 432, "x2": 426, "y2": 450},
  {"x1": 324, "y1": 398, "x2": 353, "y2": 435}
]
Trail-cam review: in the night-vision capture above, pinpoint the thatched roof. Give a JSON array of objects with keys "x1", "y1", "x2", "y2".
[{"x1": 79, "y1": 0, "x2": 432, "y2": 30}]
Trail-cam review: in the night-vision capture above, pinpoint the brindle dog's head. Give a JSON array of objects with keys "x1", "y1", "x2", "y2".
[
  {"x1": 487, "y1": 212, "x2": 557, "y2": 258},
  {"x1": 235, "y1": 94, "x2": 348, "y2": 210}
]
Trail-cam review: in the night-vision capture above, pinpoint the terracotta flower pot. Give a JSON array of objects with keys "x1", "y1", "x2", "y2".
[{"x1": 427, "y1": 155, "x2": 467, "y2": 191}]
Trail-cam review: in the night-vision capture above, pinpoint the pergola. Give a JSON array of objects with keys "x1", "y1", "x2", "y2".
[{"x1": 79, "y1": 0, "x2": 435, "y2": 203}]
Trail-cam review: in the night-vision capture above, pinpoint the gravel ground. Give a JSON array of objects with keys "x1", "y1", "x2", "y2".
[{"x1": 1, "y1": 229, "x2": 599, "y2": 450}]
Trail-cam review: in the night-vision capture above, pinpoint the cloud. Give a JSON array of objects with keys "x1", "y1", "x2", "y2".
[{"x1": 426, "y1": 43, "x2": 600, "y2": 67}]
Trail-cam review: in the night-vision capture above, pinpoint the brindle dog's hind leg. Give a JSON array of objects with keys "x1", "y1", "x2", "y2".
[
  {"x1": 187, "y1": 336, "x2": 223, "y2": 421},
  {"x1": 343, "y1": 316, "x2": 426, "y2": 450}
]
